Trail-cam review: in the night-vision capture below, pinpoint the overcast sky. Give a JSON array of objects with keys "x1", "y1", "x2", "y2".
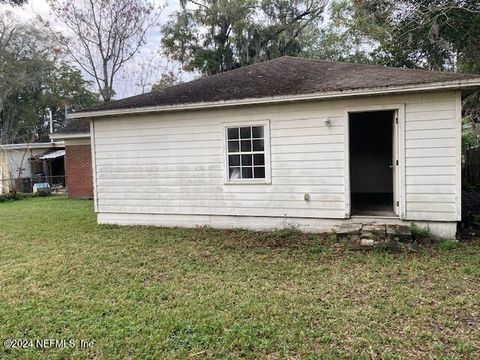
[{"x1": 3, "y1": 0, "x2": 186, "y2": 99}]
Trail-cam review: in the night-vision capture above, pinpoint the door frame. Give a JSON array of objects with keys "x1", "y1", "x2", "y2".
[{"x1": 343, "y1": 104, "x2": 406, "y2": 219}]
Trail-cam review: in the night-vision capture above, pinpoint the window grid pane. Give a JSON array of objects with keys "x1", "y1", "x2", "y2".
[
  {"x1": 227, "y1": 126, "x2": 265, "y2": 180},
  {"x1": 252, "y1": 126, "x2": 263, "y2": 139},
  {"x1": 254, "y1": 166, "x2": 265, "y2": 179},
  {"x1": 241, "y1": 140, "x2": 251, "y2": 152},
  {"x1": 253, "y1": 154, "x2": 265, "y2": 166},
  {"x1": 240, "y1": 127, "x2": 251, "y2": 139},
  {"x1": 228, "y1": 127, "x2": 239, "y2": 139},
  {"x1": 229, "y1": 155, "x2": 240, "y2": 166},
  {"x1": 228, "y1": 140, "x2": 239, "y2": 153},
  {"x1": 241, "y1": 167, "x2": 253, "y2": 178}
]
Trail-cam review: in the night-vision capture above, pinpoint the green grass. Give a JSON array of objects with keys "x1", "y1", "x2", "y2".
[{"x1": 0, "y1": 197, "x2": 479, "y2": 359}]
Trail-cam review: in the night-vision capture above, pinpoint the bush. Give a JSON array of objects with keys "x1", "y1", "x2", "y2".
[{"x1": 0, "y1": 192, "x2": 44, "y2": 203}]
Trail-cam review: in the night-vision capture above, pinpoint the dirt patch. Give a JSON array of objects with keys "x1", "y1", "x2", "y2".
[{"x1": 217, "y1": 228, "x2": 324, "y2": 250}]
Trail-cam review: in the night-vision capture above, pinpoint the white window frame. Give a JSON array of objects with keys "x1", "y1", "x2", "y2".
[{"x1": 223, "y1": 119, "x2": 271, "y2": 184}]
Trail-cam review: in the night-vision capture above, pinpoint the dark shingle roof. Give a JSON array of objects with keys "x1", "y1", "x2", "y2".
[
  {"x1": 54, "y1": 118, "x2": 90, "y2": 134},
  {"x1": 78, "y1": 56, "x2": 480, "y2": 113}
]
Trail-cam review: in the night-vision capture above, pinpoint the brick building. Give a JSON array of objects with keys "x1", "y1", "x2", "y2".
[{"x1": 50, "y1": 119, "x2": 93, "y2": 198}]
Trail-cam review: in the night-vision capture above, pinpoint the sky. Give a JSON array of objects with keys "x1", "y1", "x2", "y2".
[
  {"x1": 2, "y1": 1, "x2": 336, "y2": 100},
  {"x1": 2, "y1": 0, "x2": 187, "y2": 99}
]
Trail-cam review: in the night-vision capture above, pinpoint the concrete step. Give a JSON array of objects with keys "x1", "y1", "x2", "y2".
[
  {"x1": 336, "y1": 223, "x2": 413, "y2": 250},
  {"x1": 386, "y1": 225, "x2": 411, "y2": 242},
  {"x1": 361, "y1": 224, "x2": 386, "y2": 240}
]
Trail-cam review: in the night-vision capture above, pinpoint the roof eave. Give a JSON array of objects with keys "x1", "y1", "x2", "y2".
[
  {"x1": 71, "y1": 79, "x2": 480, "y2": 119},
  {"x1": 49, "y1": 132, "x2": 90, "y2": 140},
  {"x1": 0, "y1": 141, "x2": 65, "y2": 150}
]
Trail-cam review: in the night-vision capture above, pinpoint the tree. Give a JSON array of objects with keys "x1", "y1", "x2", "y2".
[
  {"x1": 20, "y1": 63, "x2": 99, "y2": 141},
  {"x1": 306, "y1": 0, "x2": 480, "y2": 71},
  {"x1": 0, "y1": 16, "x2": 54, "y2": 143},
  {"x1": 42, "y1": 0, "x2": 163, "y2": 102},
  {"x1": 162, "y1": 0, "x2": 327, "y2": 75},
  {"x1": 128, "y1": 52, "x2": 182, "y2": 94},
  {"x1": 313, "y1": 0, "x2": 480, "y2": 142},
  {"x1": 0, "y1": 0, "x2": 27, "y2": 5},
  {"x1": 303, "y1": 0, "x2": 379, "y2": 63},
  {"x1": 0, "y1": 12, "x2": 99, "y2": 143},
  {"x1": 163, "y1": 0, "x2": 254, "y2": 75},
  {"x1": 151, "y1": 70, "x2": 179, "y2": 91},
  {"x1": 330, "y1": 0, "x2": 480, "y2": 72},
  {"x1": 248, "y1": 0, "x2": 327, "y2": 62},
  {"x1": 351, "y1": 0, "x2": 480, "y2": 124},
  {"x1": 2, "y1": 61, "x2": 100, "y2": 143}
]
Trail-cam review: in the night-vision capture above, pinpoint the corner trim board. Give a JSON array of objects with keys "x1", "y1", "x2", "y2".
[{"x1": 90, "y1": 120, "x2": 99, "y2": 212}]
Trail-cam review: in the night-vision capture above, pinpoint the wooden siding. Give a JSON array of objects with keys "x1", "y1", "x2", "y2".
[
  {"x1": 404, "y1": 91, "x2": 461, "y2": 221},
  {"x1": 92, "y1": 90, "x2": 460, "y2": 223}
]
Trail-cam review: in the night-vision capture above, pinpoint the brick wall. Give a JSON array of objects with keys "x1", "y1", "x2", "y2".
[{"x1": 65, "y1": 144, "x2": 93, "y2": 198}]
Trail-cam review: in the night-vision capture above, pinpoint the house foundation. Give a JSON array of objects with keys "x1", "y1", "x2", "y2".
[{"x1": 97, "y1": 213, "x2": 458, "y2": 240}]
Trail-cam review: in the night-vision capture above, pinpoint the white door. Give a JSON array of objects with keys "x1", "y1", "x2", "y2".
[{"x1": 392, "y1": 110, "x2": 400, "y2": 216}]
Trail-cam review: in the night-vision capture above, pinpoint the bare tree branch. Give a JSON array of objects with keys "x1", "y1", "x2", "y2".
[{"x1": 41, "y1": 0, "x2": 163, "y2": 102}]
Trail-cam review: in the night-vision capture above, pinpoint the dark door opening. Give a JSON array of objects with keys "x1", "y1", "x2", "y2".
[{"x1": 349, "y1": 110, "x2": 396, "y2": 216}]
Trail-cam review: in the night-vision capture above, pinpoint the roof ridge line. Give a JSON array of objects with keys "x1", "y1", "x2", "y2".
[
  {"x1": 286, "y1": 55, "x2": 480, "y2": 77},
  {"x1": 81, "y1": 57, "x2": 287, "y2": 112}
]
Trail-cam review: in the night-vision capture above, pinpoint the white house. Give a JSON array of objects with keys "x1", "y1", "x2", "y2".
[{"x1": 70, "y1": 57, "x2": 480, "y2": 238}]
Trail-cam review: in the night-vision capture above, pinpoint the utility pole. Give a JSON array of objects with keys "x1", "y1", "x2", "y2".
[{"x1": 48, "y1": 109, "x2": 53, "y2": 140}]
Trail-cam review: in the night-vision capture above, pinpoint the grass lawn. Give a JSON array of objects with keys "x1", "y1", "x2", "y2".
[{"x1": 0, "y1": 197, "x2": 479, "y2": 359}]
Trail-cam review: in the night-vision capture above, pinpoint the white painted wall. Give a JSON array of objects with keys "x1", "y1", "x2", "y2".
[
  {"x1": 91, "y1": 90, "x2": 461, "y2": 227},
  {"x1": 4, "y1": 149, "x2": 41, "y2": 179}
]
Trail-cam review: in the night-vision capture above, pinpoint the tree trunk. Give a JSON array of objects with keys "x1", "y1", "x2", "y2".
[{"x1": 102, "y1": 60, "x2": 112, "y2": 102}]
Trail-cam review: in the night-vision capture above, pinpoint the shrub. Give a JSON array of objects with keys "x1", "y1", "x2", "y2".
[
  {"x1": 436, "y1": 239, "x2": 458, "y2": 251},
  {"x1": 0, "y1": 192, "x2": 44, "y2": 203},
  {"x1": 410, "y1": 223, "x2": 431, "y2": 241}
]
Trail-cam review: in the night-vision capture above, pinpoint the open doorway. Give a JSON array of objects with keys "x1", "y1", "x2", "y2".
[{"x1": 349, "y1": 110, "x2": 397, "y2": 216}]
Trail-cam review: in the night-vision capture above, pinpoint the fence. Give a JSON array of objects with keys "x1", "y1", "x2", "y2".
[
  {"x1": 1, "y1": 176, "x2": 66, "y2": 194},
  {"x1": 463, "y1": 148, "x2": 480, "y2": 188}
]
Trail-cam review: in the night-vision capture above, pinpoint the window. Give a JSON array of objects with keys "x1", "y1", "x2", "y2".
[{"x1": 225, "y1": 122, "x2": 270, "y2": 183}]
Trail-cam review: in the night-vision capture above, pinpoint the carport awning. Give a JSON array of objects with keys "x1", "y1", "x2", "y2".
[{"x1": 37, "y1": 149, "x2": 65, "y2": 160}]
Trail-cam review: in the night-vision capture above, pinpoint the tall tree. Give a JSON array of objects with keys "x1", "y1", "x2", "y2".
[
  {"x1": 42, "y1": 0, "x2": 163, "y2": 102},
  {"x1": 353, "y1": 0, "x2": 480, "y2": 124},
  {"x1": 0, "y1": 12, "x2": 99, "y2": 143},
  {"x1": 307, "y1": 0, "x2": 480, "y2": 71},
  {"x1": 329, "y1": 0, "x2": 480, "y2": 72},
  {"x1": 162, "y1": 0, "x2": 327, "y2": 75},
  {"x1": 303, "y1": 0, "x2": 379, "y2": 63},
  {"x1": 2, "y1": 61, "x2": 99, "y2": 143},
  {"x1": 309, "y1": 1, "x2": 480, "y2": 128},
  {"x1": 0, "y1": 17, "x2": 53, "y2": 143},
  {"x1": 163, "y1": 0, "x2": 254, "y2": 75}
]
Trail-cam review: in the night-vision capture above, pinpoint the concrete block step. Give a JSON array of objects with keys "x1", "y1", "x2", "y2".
[
  {"x1": 339, "y1": 223, "x2": 413, "y2": 250},
  {"x1": 361, "y1": 224, "x2": 386, "y2": 240}
]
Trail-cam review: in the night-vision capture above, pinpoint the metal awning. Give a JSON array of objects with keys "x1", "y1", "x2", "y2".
[{"x1": 38, "y1": 149, "x2": 65, "y2": 160}]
